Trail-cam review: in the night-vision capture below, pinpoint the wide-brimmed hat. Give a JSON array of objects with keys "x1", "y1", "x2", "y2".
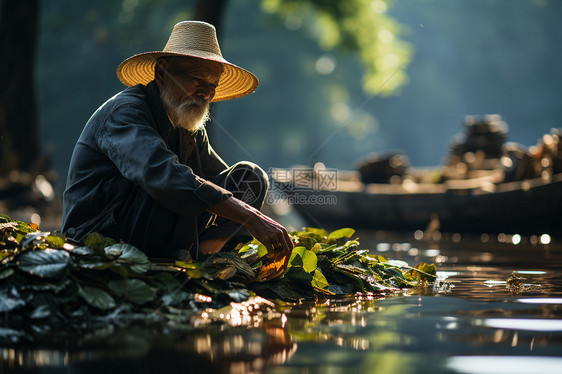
[{"x1": 116, "y1": 21, "x2": 258, "y2": 102}]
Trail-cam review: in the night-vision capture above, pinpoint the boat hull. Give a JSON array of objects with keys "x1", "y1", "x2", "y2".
[{"x1": 284, "y1": 174, "x2": 562, "y2": 236}]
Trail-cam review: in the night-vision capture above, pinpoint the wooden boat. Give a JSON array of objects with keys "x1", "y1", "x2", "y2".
[
  {"x1": 273, "y1": 168, "x2": 562, "y2": 237},
  {"x1": 272, "y1": 117, "x2": 562, "y2": 237}
]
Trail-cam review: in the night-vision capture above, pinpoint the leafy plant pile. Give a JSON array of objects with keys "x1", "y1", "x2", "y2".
[
  {"x1": 240, "y1": 227, "x2": 437, "y2": 300},
  {"x1": 0, "y1": 215, "x2": 436, "y2": 341}
]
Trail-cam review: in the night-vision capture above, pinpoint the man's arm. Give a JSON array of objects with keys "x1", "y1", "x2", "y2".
[{"x1": 206, "y1": 196, "x2": 293, "y2": 262}]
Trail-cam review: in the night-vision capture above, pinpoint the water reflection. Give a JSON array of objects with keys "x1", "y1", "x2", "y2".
[
  {"x1": 446, "y1": 356, "x2": 562, "y2": 374},
  {"x1": 1, "y1": 231, "x2": 561, "y2": 373},
  {"x1": 1, "y1": 324, "x2": 297, "y2": 373}
]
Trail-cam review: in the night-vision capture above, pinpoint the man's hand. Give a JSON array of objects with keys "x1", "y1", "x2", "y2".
[{"x1": 206, "y1": 196, "x2": 293, "y2": 267}]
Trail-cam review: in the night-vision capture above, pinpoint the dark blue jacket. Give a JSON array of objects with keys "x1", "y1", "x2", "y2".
[{"x1": 62, "y1": 81, "x2": 232, "y2": 257}]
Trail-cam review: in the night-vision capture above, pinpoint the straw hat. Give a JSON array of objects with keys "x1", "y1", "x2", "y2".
[{"x1": 116, "y1": 21, "x2": 259, "y2": 102}]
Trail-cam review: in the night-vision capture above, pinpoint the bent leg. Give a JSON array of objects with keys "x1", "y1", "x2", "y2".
[{"x1": 198, "y1": 162, "x2": 269, "y2": 254}]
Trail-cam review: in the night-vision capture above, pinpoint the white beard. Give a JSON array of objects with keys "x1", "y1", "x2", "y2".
[{"x1": 160, "y1": 86, "x2": 210, "y2": 132}]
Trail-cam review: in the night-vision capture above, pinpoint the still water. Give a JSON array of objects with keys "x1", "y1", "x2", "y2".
[{"x1": 2, "y1": 231, "x2": 562, "y2": 374}]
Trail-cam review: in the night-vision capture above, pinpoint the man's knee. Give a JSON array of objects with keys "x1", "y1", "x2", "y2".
[{"x1": 226, "y1": 162, "x2": 269, "y2": 207}]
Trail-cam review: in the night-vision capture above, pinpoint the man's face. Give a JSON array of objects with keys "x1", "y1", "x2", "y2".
[{"x1": 157, "y1": 56, "x2": 223, "y2": 132}]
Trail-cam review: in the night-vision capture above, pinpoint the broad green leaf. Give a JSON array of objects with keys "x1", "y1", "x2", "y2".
[
  {"x1": 0, "y1": 268, "x2": 14, "y2": 280},
  {"x1": 108, "y1": 263, "x2": 129, "y2": 278},
  {"x1": 284, "y1": 266, "x2": 313, "y2": 287},
  {"x1": 0, "y1": 287, "x2": 25, "y2": 312},
  {"x1": 108, "y1": 279, "x2": 156, "y2": 305},
  {"x1": 310, "y1": 243, "x2": 322, "y2": 254},
  {"x1": 105, "y1": 244, "x2": 149, "y2": 274},
  {"x1": 289, "y1": 252, "x2": 303, "y2": 267},
  {"x1": 151, "y1": 272, "x2": 181, "y2": 293},
  {"x1": 175, "y1": 260, "x2": 200, "y2": 269},
  {"x1": 295, "y1": 235, "x2": 318, "y2": 251},
  {"x1": 78, "y1": 286, "x2": 116, "y2": 310},
  {"x1": 184, "y1": 268, "x2": 204, "y2": 279},
  {"x1": 71, "y1": 246, "x2": 94, "y2": 256},
  {"x1": 327, "y1": 228, "x2": 355, "y2": 240},
  {"x1": 238, "y1": 239, "x2": 268, "y2": 258},
  {"x1": 409, "y1": 262, "x2": 438, "y2": 281},
  {"x1": 46, "y1": 234, "x2": 66, "y2": 249},
  {"x1": 302, "y1": 227, "x2": 328, "y2": 237},
  {"x1": 288, "y1": 247, "x2": 317, "y2": 273},
  {"x1": 30, "y1": 305, "x2": 52, "y2": 319},
  {"x1": 311, "y1": 269, "x2": 329, "y2": 289},
  {"x1": 83, "y1": 232, "x2": 105, "y2": 252},
  {"x1": 18, "y1": 249, "x2": 70, "y2": 279},
  {"x1": 23, "y1": 278, "x2": 72, "y2": 293},
  {"x1": 77, "y1": 260, "x2": 114, "y2": 270}
]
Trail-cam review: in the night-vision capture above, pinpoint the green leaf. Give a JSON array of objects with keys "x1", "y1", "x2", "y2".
[
  {"x1": 71, "y1": 246, "x2": 94, "y2": 256},
  {"x1": 108, "y1": 279, "x2": 156, "y2": 305},
  {"x1": 0, "y1": 268, "x2": 14, "y2": 280},
  {"x1": 289, "y1": 252, "x2": 303, "y2": 267},
  {"x1": 295, "y1": 235, "x2": 318, "y2": 251},
  {"x1": 310, "y1": 243, "x2": 322, "y2": 254},
  {"x1": 175, "y1": 260, "x2": 200, "y2": 269},
  {"x1": 151, "y1": 272, "x2": 182, "y2": 293},
  {"x1": 30, "y1": 305, "x2": 52, "y2": 319},
  {"x1": 18, "y1": 249, "x2": 70, "y2": 279},
  {"x1": 108, "y1": 263, "x2": 129, "y2": 278},
  {"x1": 46, "y1": 234, "x2": 66, "y2": 249},
  {"x1": 78, "y1": 286, "x2": 116, "y2": 310},
  {"x1": 302, "y1": 227, "x2": 328, "y2": 237},
  {"x1": 327, "y1": 228, "x2": 355, "y2": 240},
  {"x1": 238, "y1": 239, "x2": 268, "y2": 258},
  {"x1": 288, "y1": 246, "x2": 317, "y2": 273},
  {"x1": 77, "y1": 260, "x2": 114, "y2": 270},
  {"x1": 284, "y1": 266, "x2": 313, "y2": 287},
  {"x1": 409, "y1": 262, "x2": 438, "y2": 281},
  {"x1": 311, "y1": 269, "x2": 329, "y2": 289},
  {"x1": 105, "y1": 243, "x2": 150, "y2": 274},
  {"x1": 83, "y1": 232, "x2": 106, "y2": 253},
  {"x1": 0, "y1": 287, "x2": 26, "y2": 312}
]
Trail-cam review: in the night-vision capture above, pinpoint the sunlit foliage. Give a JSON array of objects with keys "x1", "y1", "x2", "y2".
[{"x1": 261, "y1": 0, "x2": 413, "y2": 96}]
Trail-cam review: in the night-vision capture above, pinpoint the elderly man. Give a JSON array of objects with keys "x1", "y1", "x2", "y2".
[{"x1": 62, "y1": 21, "x2": 293, "y2": 264}]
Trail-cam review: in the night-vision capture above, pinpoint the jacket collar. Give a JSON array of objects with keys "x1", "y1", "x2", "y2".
[{"x1": 144, "y1": 80, "x2": 174, "y2": 139}]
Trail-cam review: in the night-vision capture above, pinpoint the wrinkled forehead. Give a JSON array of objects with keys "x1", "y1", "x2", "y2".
[{"x1": 159, "y1": 56, "x2": 223, "y2": 77}]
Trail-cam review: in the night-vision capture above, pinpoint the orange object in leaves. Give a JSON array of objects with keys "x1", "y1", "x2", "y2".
[{"x1": 258, "y1": 246, "x2": 289, "y2": 281}]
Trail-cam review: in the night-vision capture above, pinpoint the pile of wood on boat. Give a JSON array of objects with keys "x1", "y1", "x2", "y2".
[{"x1": 275, "y1": 115, "x2": 562, "y2": 237}]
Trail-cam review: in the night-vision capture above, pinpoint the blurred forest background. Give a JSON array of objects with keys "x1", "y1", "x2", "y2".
[{"x1": 2, "y1": 0, "x2": 561, "y2": 194}]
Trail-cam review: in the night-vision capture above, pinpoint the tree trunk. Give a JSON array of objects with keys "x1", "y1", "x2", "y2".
[
  {"x1": 194, "y1": 0, "x2": 227, "y2": 36},
  {"x1": 0, "y1": 0, "x2": 39, "y2": 175}
]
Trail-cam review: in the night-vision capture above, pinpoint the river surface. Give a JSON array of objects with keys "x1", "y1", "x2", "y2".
[{"x1": 2, "y1": 230, "x2": 562, "y2": 374}]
